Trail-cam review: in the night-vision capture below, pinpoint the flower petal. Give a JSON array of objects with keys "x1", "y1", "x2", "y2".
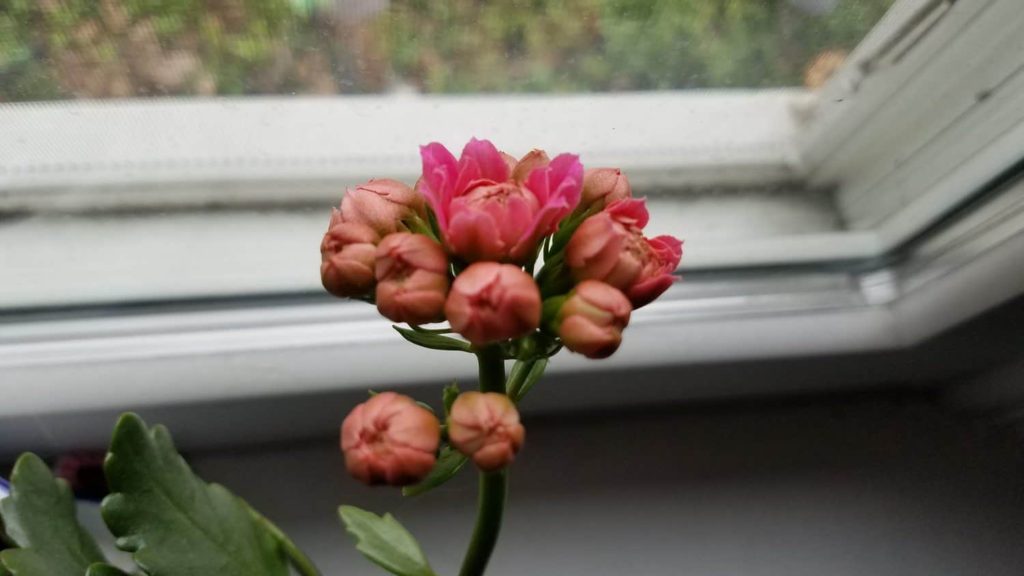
[
  {"x1": 606, "y1": 197, "x2": 650, "y2": 229},
  {"x1": 455, "y1": 138, "x2": 510, "y2": 194},
  {"x1": 419, "y1": 142, "x2": 459, "y2": 230},
  {"x1": 447, "y1": 207, "x2": 506, "y2": 262}
]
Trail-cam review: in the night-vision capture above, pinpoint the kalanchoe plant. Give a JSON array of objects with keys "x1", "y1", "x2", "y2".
[
  {"x1": 0, "y1": 138, "x2": 682, "y2": 576},
  {"x1": 327, "y1": 138, "x2": 683, "y2": 576}
]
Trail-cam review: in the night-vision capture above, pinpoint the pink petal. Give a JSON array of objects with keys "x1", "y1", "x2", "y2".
[
  {"x1": 522, "y1": 153, "x2": 583, "y2": 242},
  {"x1": 498, "y1": 194, "x2": 535, "y2": 253},
  {"x1": 447, "y1": 208, "x2": 506, "y2": 262},
  {"x1": 419, "y1": 142, "x2": 459, "y2": 230},
  {"x1": 457, "y1": 138, "x2": 510, "y2": 191},
  {"x1": 649, "y1": 235, "x2": 684, "y2": 270},
  {"x1": 606, "y1": 198, "x2": 650, "y2": 229},
  {"x1": 627, "y1": 273, "x2": 677, "y2": 309},
  {"x1": 544, "y1": 153, "x2": 584, "y2": 208}
]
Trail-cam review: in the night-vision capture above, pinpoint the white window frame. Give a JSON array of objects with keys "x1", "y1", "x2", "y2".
[{"x1": 2, "y1": 0, "x2": 1024, "y2": 448}]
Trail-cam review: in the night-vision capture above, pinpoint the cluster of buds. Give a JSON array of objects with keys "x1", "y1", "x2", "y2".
[{"x1": 328, "y1": 138, "x2": 682, "y2": 486}]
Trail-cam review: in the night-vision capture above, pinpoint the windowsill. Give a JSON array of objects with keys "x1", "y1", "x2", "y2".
[
  {"x1": 0, "y1": 90, "x2": 806, "y2": 207},
  {"x1": 0, "y1": 90, "x2": 848, "y2": 310},
  {"x1": 2, "y1": 174, "x2": 1023, "y2": 429}
]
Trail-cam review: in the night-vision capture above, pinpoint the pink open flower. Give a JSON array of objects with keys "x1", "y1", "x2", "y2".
[
  {"x1": 418, "y1": 138, "x2": 583, "y2": 263},
  {"x1": 566, "y1": 198, "x2": 683, "y2": 308},
  {"x1": 628, "y1": 235, "x2": 684, "y2": 308},
  {"x1": 341, "y1": 392, "x2": 441, "y2": 486},
  {"x1": 445, "y1": 262, "x2": 541, "y2": 345},
  {"x1": 448, "y1": 392, "x2": 525, "y2": 472},
  {"x1": 375, "y1": 232, "x2": 450, "y2": 325}
]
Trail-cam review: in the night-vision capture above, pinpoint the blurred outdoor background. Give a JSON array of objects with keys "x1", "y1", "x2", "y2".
[{"x1": 0, "y1": 0, "x2": 893, "y2": 102}]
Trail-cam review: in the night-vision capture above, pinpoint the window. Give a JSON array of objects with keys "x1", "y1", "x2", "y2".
[
  {"x1": 2, "y1": 0, "x2": 1024, "y2": 431},
  {"x1": 1, "y1": 0, "x2": 894, "y2": 309}
]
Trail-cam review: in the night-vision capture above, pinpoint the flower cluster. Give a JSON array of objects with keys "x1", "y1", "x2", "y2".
[{"x1": 325, "y1": 138, "x2": 682, "y2": 486}]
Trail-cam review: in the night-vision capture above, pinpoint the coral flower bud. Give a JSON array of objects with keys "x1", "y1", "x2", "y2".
[
  {"x1": 375, "y1": 233, "x2": 450, "y2": 325},
  {"x1": 448, "y1": 392, "x2": 525, "y2": 472},
  {"x1": 445, "y1": 263, "x2": 541, "y2": 345},
  {"x1": 341, "y1": 392, "x2": 441, "y2": 486},
  {"x1": 554, "y1": 280, "x2": 632, "y2": 359},
  {"x1": 341, "y1": 179, "x2": 424, "y2": 236},
  {"x1": 321, "y1": 211, "x2": 381, "y2": 298},
  {"x1": 579, "y1": 168, "x2": 631, "y2": 212}
]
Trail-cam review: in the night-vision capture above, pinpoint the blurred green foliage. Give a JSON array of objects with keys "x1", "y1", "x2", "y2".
[{"x1": 0, "y1": 0, "x2": 893, "y2": 102}]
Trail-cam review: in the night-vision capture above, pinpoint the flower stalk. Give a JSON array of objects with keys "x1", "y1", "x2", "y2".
[{"x1": 458, "y1": 345, "x2": 509, "y2": 576}]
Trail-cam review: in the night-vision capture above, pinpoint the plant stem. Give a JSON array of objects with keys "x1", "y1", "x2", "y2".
[
  {"x1": 458, "y1": 345, "x2": 508, "y2": 576},
  {"x1": 459, "y1": 471, "x2": 508, "y2": 576},
  {"x1": 475, "y1": 344, "x2": 506, "y2": 394}
]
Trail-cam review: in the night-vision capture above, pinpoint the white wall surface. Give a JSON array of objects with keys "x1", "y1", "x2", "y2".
[{"x1": 151, "y1": 395, "x2": 1024, "y2": 576}]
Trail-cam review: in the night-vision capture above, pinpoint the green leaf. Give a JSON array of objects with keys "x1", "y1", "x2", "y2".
[
  {"x1": 0, "y1": 453, "x2": 107, "y2": 576},
  {"x1": 394, "y1": 326, "x2": 472, "y2": 352},
  {"x1": 513, "y1": 357, "x2": 549, "y2": 402},
  {"x1": 85, "y1": 564, "x2": 130, "y2": 576},
  {"x1": 505, "y1": 359, "x2": 528, "y2": 395},
  {"x1": 442, "y1": 382, "x2": 460, "y2": 417},
  {"x1": 338, "y1": 506, "x2": 435, "y2": 576},
  {"x1": 401, "y1": 447, "x2": 468, "y2": 498},
  {"x1": 101, "y1": 413, "x2": 288, "y2": 576}
]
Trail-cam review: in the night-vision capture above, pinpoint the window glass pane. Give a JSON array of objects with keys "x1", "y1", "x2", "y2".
[
  {"x1": 1, "y1": 0, "x2": 893, "y2": 102},
  {"x1": 0, "y1": 0, "x2": 898, "y2": 312}
]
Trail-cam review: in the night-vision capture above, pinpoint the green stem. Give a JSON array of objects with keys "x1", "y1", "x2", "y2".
[
  {"x1": 475, "y1": 344, "x2": 506, "y2": 394},
  {"x1": 251, "y1": 508, "x2": 321, "y2": 576},
  {"x1": 458, "y1": 345, "x2": 508, "y2": 576},
  {"x1": 459, "y1": 471, "x2": 507, "y2": 576}
]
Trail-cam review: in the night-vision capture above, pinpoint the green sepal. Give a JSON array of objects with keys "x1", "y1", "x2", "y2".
[
  {"x1": 505, "y1": 358, "x2": 530, "y2": 396},
  {"x1": 401, "y1": 446, "x2": 468, "y2": 498},
  {"x1": 0, "y1": 453, "x2": 108, "y2": 576},
  {"x1": 513, "y1": 357, "x2": 549, "y2": 402},
  {"x1": 442, "y1": 382, "x2": 460, "y2": 417},
  {"x1": 541, "y1": 295, "x2": 568, "y2": 333},
  {"x1": 338, "y1": 506, "x2": 436, "y2": 576},
  {"x1": 535, "y1": 254, "x2": 574, "y2": 299},
  {"x1": 425, "y1": 206, "x2": 443, "y2": 244},
  {"x1": 402, "y1": 214, "x2": 439, "y2": 242},
  {"x1": 101, "y1": 413, "x2": 289, "y2": 576},
  {"x1": 394, "y1": 326, "x2": 472, "y2": 352},
  {"x1": 549, "y1": 204, "x2": 597, "y2": 256}
]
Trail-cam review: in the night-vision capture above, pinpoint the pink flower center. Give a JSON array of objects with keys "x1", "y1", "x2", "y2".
[{"x1": 462, "y1": 182, "x2": 533, "y2": 209}]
